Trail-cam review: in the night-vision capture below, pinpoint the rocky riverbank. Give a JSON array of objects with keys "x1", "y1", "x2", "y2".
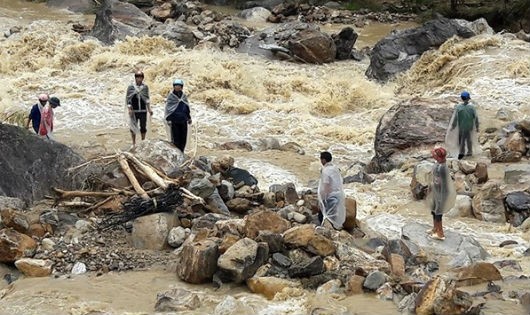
[{"x1": 1, "y1": 118, "x2": 530, "y2": 314}]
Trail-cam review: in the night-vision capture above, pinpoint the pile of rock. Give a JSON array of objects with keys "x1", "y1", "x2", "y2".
[
  {"x1": 487, "y1": 119, "x2": 530, "y2": 163},
  {"x1": 265, "y1": 3, "x2": 414, "y2": 25}
]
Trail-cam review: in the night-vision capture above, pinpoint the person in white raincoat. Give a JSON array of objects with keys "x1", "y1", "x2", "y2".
[
  {"x1": 125, "y1": 71, "x2": 152, "y2": 147},
  {"x1": 426, "y1": 147, "x2": 456, "y2": 241},
  {"x1": 317, "y1": 151, "x2": 346, "y2": 230}
]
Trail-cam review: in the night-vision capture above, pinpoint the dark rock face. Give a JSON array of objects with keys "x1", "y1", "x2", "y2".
[
  {"x1": 0, "y1": 123, "x2": 88, "y2": 204},
  {"x1": 366, "y1": 17, "x2": 475, "y2": 82},
  {"x1": 505, "y1": 191, "x2": 530, "y2": 227},
  {"x1": 366, "y1": 99, "x2": 453, "y2": 173},
  {"x1": 333, "y1": 27, "x2": 358, "y2": 60}
]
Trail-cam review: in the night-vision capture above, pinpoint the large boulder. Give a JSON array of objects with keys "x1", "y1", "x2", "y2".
[
  {"x1": 332, "y1": 27, "x2": 358, "y2": 60},
  {"x1": 217, "y1": 238, "x2": 269, "y2": 283},
  {"x1": 14, "y1": 258, "x2": 53, "y2": 277},
  {"x1": 131, "y1": 213, "x2": 179, "y2": 250},
  {"x1": 146, "y1": 21, "x2": 197, "y2": 48},
  {"x1": 89, "y1": 0, "x2": 155, "y2": 44},
  {"x1": 176, "y1": 238, "x2": 219, "y2": 284},
  {"x1": 238, "y1": 7, "x2": 271, "y2": 22},
  {"x1": 472, "y1": 182, "x2": 506, "y2": 223},
  {"x1": 366, "y1": 99, "x2": 452, "y2": 173},
  {"x1": 0, "y1": 123, "x2": 89, "y2": 203},
  {"x1": 243, "y1": 210, "x2": 291, "y2": 239},
  {"x1": 0, "y1": 209, "x2": 30, "y2": 233},
  {"x1": 283, "y1": 224, "x2": 336, "y2": 257},
  {"x1": 133, "y1": 140, "x2": 186, "y2": 175},
  {"x1": 288, "y1": 29, "x2": 336, "y2": 64},
  {"x1": 449, "y1": 262, "x2": 502, "y2": 287},
  {"x1": 154, "y1": 289, "x2": 201, "y2": 312},
  {"x1": 415, "y1": 276, "x2": 474, "y2": 315},
  {"x1": 401, "y1": 222, "x2": 488, "y2": 268},
  {"x1": 366, "y1": 17, "x2": 475, "y2": 82},
  {"x1": 0, "y1": 228, "x2": 37, "y2": 263},
  {"x1": 445, "y1": 195, "x2": 473, "y2": 218}
]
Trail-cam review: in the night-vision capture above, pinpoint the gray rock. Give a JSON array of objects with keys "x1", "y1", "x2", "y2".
[
  {"x1": 217, "y1": 238, "x2": 269, "y2": 283},
  {"x1": 288, "y1": 256, "x2": 324, "y2": 278},
  {"x1": 238, "y1": 7, "x2": 271, "y2": 22},
  {"x1": 363, "y1": 271, "x2": 387, "y2": 290},
  {"x1": 155, "y1": 288, "x2": 201, "y2": 312},
  {"x1": 188, "y1": 177, "x2": 216, "y2": 199},
  {"x1": 131, "y1": 213, "x2": 178, "y2": 250},
  {"x1": 168, "y1": 226, "x2": 190, "y2": 248},
  {"x1": 206, "y1": 188, "x2": 230, "y2": 215},
  {"x1": 410, "y1": 161, "x2": 434, "y2": 200},
  {"x1": 366, "y1": 17, "x2": 476, "y2": 82},
  {"x1": 218, "y1": 180, "x2": 235, "y2": 201},
  {"x1": 333, "y1": 27, "x2": 358, "y2": 60},
  {"x1": 0, "y1": 197, "x2": 26, "y2": 211},
  {"x1": 504, "y1": 164, "x2": 530, "y2": 185},
  {"x1": 255, "y1": 231, "x2": 284, "y2": 253},
  {"x1": 271, "y1": 252, "x2": 291, "y2": 268},
  {"x1": 133, "y1": 140, "x2": 185, "y2": 175},
  {"x1": 505, "y1": 191, "x2": 530, "y2": 213},
  {"x1": 401, "y1": 222, "x2": 488, "y2": 268},
  {"x1": 446, "y1": 195, "x2": 473, "y2": 218},
  {"x1": 146, "y1": 21, "x2": 196, "y2": 48},
  {"x1": 192, "y1": 213, "x2": 230, "y2": 230}
]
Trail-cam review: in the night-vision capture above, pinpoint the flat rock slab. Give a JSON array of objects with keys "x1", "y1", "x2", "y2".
[{"x1": 402, "y1": 222, "x2": 488, "y2": 267}]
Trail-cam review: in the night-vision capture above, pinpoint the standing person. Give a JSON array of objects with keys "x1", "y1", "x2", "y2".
[
  {"x1": 317, "y1": 151, "x2": 346, "y2": 230},
  {"x1": 427, "y1": 147, "x2": 456, "y2": 241},
  {"x1": 445, "y1": 91, "x2": 480, "y2": 159},
  {"x1": 125, "y1": 71, "x2": 152, "y2": 147},
  {"x1": 39, "y1": 96, "x2": 60, "y2": 140},
  {"x1": 164, "y1": 79, "x2": 191, "y2": 152},
  {"x1": 26, "y1": 94, "x2": 48, "y2": 134}
]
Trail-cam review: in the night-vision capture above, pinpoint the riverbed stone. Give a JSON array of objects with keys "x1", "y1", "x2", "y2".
[
  {"x1": 346, "y1": 275, "x2": 365, "y2": 295},
  {"x1": 243, "y1": 210, "x2": 290, "y2": 239},
  {"x1": 131, "y1": 213, "x2": 178, "y2": 250},
  {"x1": 474, "y1": 162, "x2": 488, "y2": 184},
  {"x1": 0, "y1": 209, "x2": 29, "y2": 233},
  {"x1": 283, "y1": 224, "x2": 336, "y2": 256},
  {"x1": 255, "y1": 231, "x2": 283, "y2": 253},
  {"x1": 288, "y1": 256, "x2": 324, "y2": 278},
  {"x1": 0, "y1": 228, "x2": 37, "y2": 263},
  {"x1": 217, "y1": 238, "x2": 269, "y2": 283},
  {"x1": 226, "y1": 198, "x2": 252, "y2": 214},
  {"x1": 246, "y1": 276, "x2": 302, "y2": 300},
  {"x1": 410, "y1": 161, "x2": 434, "y2": 200},
  {"x1": 363, "y1": 271, "x2": 387, "y2": 291},
  {"x1": 504, "y1": 164, "x2": 530, "y2": 184},
  {"x1": 15, "y1": 258, "x2": 52, "y2": 277},
  {"x1": 316, "y1": 279, "x2": 342, "y2": 295},
  {"x1": 472, "y1": 181, "x2": 506, "y2": 223},
  {"x1": 177, "y1": 238, "x2": 219, "y2": 284},
  {"x1": 450, "y1": 262, "x2": 502, "y2": 287},
  {"x1": 168, "y1": 226, "x2": 190, "y2": 248},
  {"x1": 343, "y1": 198, "x2": 357, "y2": 229},
  {"x1": 445, "y1": 195, "x2": 473, "y2": 218},
  {"x1": 155, "y1": 288, "x2": 201, "y2": 312}
]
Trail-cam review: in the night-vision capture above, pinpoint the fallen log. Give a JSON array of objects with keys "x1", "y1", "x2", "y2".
[
  {"x1": 118, "y1": 154, "x2": 149, "y2": 199},
  {"x1": 53, "y1": 188, "x2": 120, "y2": 199},
  {"x1": 121, "y1": 151, "x2": 170, "y2": 189}
]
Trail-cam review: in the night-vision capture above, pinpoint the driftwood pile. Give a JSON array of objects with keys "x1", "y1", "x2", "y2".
[{"x1": 51, "y1": 151, "x2": 204, "y2": 230}]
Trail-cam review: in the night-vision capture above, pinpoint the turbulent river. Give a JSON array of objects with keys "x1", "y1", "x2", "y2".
[{"x1": 0, "y1": 1, "x2": 530, "y2": 314}]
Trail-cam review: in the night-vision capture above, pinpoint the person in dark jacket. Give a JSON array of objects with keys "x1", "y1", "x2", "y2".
[
  {"x1": 164, "y1": 79, "x2": 191, "y2": 152},
  {"x1": 26, "y1": 93, "x2": 48, "y2": 133}
]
